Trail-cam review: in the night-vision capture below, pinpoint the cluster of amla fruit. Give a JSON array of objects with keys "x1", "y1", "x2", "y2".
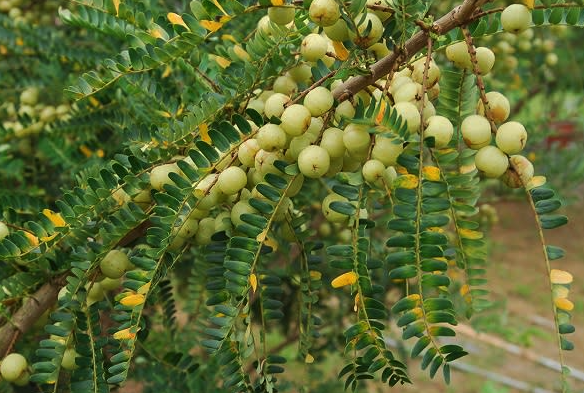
[{"x1": 445, "y1": 3, "x2": 536, "y2": 187}]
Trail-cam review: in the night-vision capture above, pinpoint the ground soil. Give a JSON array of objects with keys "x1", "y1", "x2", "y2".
[{"x1": 119, "y1": 198, "x2": 584, "y2": 393}]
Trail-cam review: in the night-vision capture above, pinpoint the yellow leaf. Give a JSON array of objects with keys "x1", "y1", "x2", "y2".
[
  {"x1": 221, "y1": 34, "x2": 237, "y2": 43},
  {"x1": 460, "y1": 163, "x2": 476, "y2": 174},
  {"x1": 150, "y1": 27, "x2": 167, "y2": 40},
  {"x1": 113, "y1": 327, "x2": 138, "y2": 340},
  {"x1": 522, "y1": 0, "x2": 535, "y2": 9},
  {"x1": 375, "y1": 99, "x2": 387, "y2": 124},
  {"x1": 406, "y1": 294, "x2": 421, "y2": 302},
  {"x1": 24, "y1": 232, "x2": 39, "y2": 246},
  {"x1": 137, "y1": 282, "x2": 151, "y2": 295},
  {"x1": 264, "y1": 235, "x2": 279, "y2": 251},
  {"x1": 550, "y1": 269, "x2": 573, "y2": 284},
  {"x1": 211, "y1": 0, "x2": 229, "y2": 15},
  {"x1": 332, "y1": 41, "x2": 349, "y2": 61},
  {"x1": 426, "y1": 227, "x2": 444, "y2": 233},
  {"x1": 460, "y1": 284, "x2": 470, "y2": 297},
  {"x1": 167, "y1": 12, "x2": 189, "y2": 30},
  {"x1": 89, "y1": 96, "x2": 100, "y2": 107},
  {"x1": 120, "y1": 293, "x2": 145, "y2": 307},
  {"x1": 393, "y1": 174, "x2": 419, "y2": 189},
  {"x1": 40, "y1": 234, "x2": 57, "y2": 242},
  {"x1": 554, "y1": 298, "x2": 574, "y2": 311},
  {"x1": 96, "y1": 149, "x2": 105, "y2": 158},
  {"x1": 458, "y1": 228, "x2": 483, "y2": 240},
  {"x1": 353, "y1": 293, "x2": 360, "y2": 312},
  {"x1": 526, "y1": 175, "x2": 546, "y2": 191},
  {"x1": 422, "y1": 166, "x2": 440, "y2": 181},
  {"x1": 200, "y1": 20, "x2": 224, "y2": 33},
  {"x1": 213, "y1": 55, "x2": 231, "y2": 69},
  {"x1": 305, "y1": 353, "x2": 314, "y2": 363},
  {"x1": 256, "y1": 229, "x2": 268, "y2": 242},
  {"x1": 233, "y1": 45, "x2": 251, "y2": 62},
  {"x1": 112, "y1": 0, "x2": 121, "y2": 16},
  {"x1": 396, "y1": 166, "x2": 408, "y2": 175},
  {"x1": 249, "y1": 273, "x2": 258, "y2": 293},
  {"x1": 271, "y1": 0, "x2": 284, "y2": 5},
  {"x1": 79, "y1": 144, "x2": 93, "y2": 158},
  {"x1": 43, "y1": 209, "x2": 66, "y2": 227},
  {"x1": 199, "y1": 123, "x2": 211, "y2": 143},
  {"x1": 528, "y1": 151, "x2": 536, "y2": 162},
  {"x1": 161, "y1": 65, "x2": 172, "y2": 78},
  {"x1": 331, "y1": 272, "x2": 357, "y2": 288},
  {"x1": 16, "y1": 37, "x2": 23, "y2": 46},
  {"x1": 309, "y1": 270, "x2": 322, "y2": 280}
]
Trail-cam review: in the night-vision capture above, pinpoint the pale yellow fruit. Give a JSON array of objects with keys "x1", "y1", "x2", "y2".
[
  {"x1": 475, "y1": 146, "x2": 509, "y2": 178},
  {"x1": 501, "y1": 4, "x2": 532, "y2": 34},
  {"x1": 495, "y1": 121, "x2": 527, "y2": 154},
  {"x1": 477, "y1": 92, "x2": 510, "y2": 124},
  {"x1": 298, "y1": 145, "x2": 330, "y2": 178},
  {"x1": 461, "y1": 115, "x2": 492, "y2": 149},
  {"x1": 100, "y1": 250, "x2": 130, "y2": 279},
  {"x1": 0, "y1": 353, "x2": 28, "y2": 382},
  {"x1": 350, "y1": 13, "x2": 384, "y2": 48},
  {"x1": 309, "y1": 0, "x2": 340, "y2": 27},
  {"x1": 424, "y1": 115, "x2": 454, "y2": 148}
]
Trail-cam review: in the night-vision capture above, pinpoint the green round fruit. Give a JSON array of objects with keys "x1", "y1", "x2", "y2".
[
  {"x1": 288, "y1": 63, "x2": 313, "y2": 84},
  {"x1": 238, "y1": 138, "x2": 260, "y2": 167},
  {"x1": 20, "y1": 87, "x2": 39, "y2": 106},
  {"x1": 371, "y1": 135, "x2": 403, "y2": 166},
  {"x1": 268, "y1": 6, "x2": 295, "y2": 25},
  {"x1": 218, "y1": 166, "x2": 247, "y2": 195},
  {"x1": 0, "y1": 353, "x2": 28, "y2": 382},
  {"x1": 424, "y1": 115, "x2": 454, "y2": 149},
  {"x1": 298, "y1": 145, "x2": 330, "y2": 178},
  {"x1": 343, "y1": 123, "x2": 371, "y2": 155},
  {"x1": 273, "y1": 74, "x2": 298, "y2": 95},
  {"x1": 195, "y1": 217, "x2": 216, "y2": 246},
  {"x1": 461, "y1": 115, "x2": 492, "y2": 149},
  {"x1": 255, "y1": 149, "x2": 284, "y2": 176},
  {"x1": 501, "y1": 4, "x2": 532, "y2": 34},
  {"x1": 445, "y1": 41, "x2": 471, "y2": 69},
  {"x1": 350, "y1": 12, "x2": 384, "y2": 48},
  {"x1": 320, "y1": 127, "x2": 345, "y2": 158},
  {"x1": 309, "y1": 0, "x2": 340, "y2": 27},
  {"x1": 0, "y1": 221, "x2": 9, "y2": 240},
  {"x1": 264, "y1": 93, "x2": 290, "y2": 119},
  {"x1": 362, "y1": 159, "x2": 386, "y2": 184},
  {"x1": 477, "y1": 92, "x2": 510, "y2": 124},
  {"x1": 301, "y1": 33, "x2": 328, "y2": 62},
  {"x1": 150, "y1": 163, "x2": 180, "y2": 191},
  {"x1": 495, "y1": 121, "x2": 527, "y2": 154},
  {"x1": 61, "y1": 348, "x2": 79, "y2": 371},
  {"x1": 176, "y1": 217, "x2": 200, "y2": 239},
  {"x1": 100, "y1": 250, "x2": 130, "y2": 279},
  {"x1": 289, "y1": 135, "x2": 313, "y2": 161},
  {"x1": 231, "y1": 200, "x2": 258, "y2": 227},
  {"x1": 334, "y1": 100, "x2": 355, "y2": 121},
  {"x1": 99, "y1": 277, "x2": 122, "y2": 291},
  {"x1": 323, "y1": 18, "x2": 349, "y2": 41},
  {"x1": 303, "y1": 87, "x2": 334, "y2": 117},
  {"x1": 280, "y1": 104, "x2": 312, "y2": 136},
  {"x1": 394, "y1": 102, "x2": 421, "y2": 133},
  {"x1": 257, "y1": 123, "x2": 287, "y2": 151},
  {"x1": 392, "y1": 82, "x2": 420, "y2": 103},
  {"x1": 475, "y1": 47, "x2": 495, "y2": 75},
  {"x1": 411, "y1": 58, "x2": 441, "y2": 87},
  {"x1": 475, "y1": 146, "x2": 509, "y2": 178},
  {"x1": 322, "y1": 193, "x2": 349, "y2": 223}
]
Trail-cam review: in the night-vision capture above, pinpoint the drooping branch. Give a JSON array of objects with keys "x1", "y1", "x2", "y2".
[
  {"x1": 0, "y1": 275, "x2": 67, "y2": 357},
  {"x1": 332, "y1": 0, "x2": 493, "y2": 100}
]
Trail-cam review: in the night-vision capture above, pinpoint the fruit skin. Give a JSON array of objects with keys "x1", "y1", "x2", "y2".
[
  {"x1": 150, "y1": 163, "x2": 180, "y2": 191},
  {"x1": 238, "y1": 139, "x2": 260, "y2": 167},
  {"x1": 394, "y1": 102, "x2": 421, "y2": 133},
  {"x1": 495, "y1": 121, "x2": 527, "y2": 154},
  {"x1": 298, "y1": 145, "x2": 330, "y2": 178},
  {"x1": 343, "y1": 124, "x2": 371, "y2": 155},
  {"x1": 322, "y1": 193, "x2": 349, "y2": 223},
  {"x1": 362, "y1": 159, "x2": 386, "y2": 184},
  {"x1": 323, "y1": 19, "x2": 349, "y2": 41},
  {"x1": 264, "y1": 93, "x2": 290, "y2": 119},
  {"x1": 501, "y1": 4, "x2": 532, "y2": 34},
  {"x1": 477, "y1": 92, "x2": 510, "y2": 123},
  {"x1": 502, "y1": 155, "x2": 534, "y2": 188},
  {"x1": 0, "y1": 353, "x2": 28, "y2": 382},
  {"x1": 371, "y1": 135, "x2": 403, "y2": 166},
  {"x1": 303, "y1": 87, "x2": 334, "y2": 117},
  {"x1": 217, "y1": 166, "x2": 247, "y2": 195},
  {"x1": 446, "y1": 41, "x2": 471, "y2": 69},
  {"x1": 320, "y1": 127, "x2": 345, "y2": 158},
  {"x1": 257, "y1": 123, "x2": 287, "y2": 151},
  {"x1": 268, "y1": 6, "x2": 295, "y2": 25},
  {"x1": 424, "y1": 115, "x2": 454, "y2": 148},
  {"x1": 100, "y1": 250, "x2": 131, "y2": 279},
  {"x1": 350, "y1": 13, "x2": 384, "y2": 48},
  {"x1": 461, "y1": 115, "x2": 492, "y2": 149},
  {"x1": 231, "y1": 200, "x2": 258, "y2": 227},
  {"x1": 280, "y1": 104, "x2": 312, "y2": 136},
  {"x1": 0, "y1": 221, "x2": 9, "y2": 240},
  {"x1": 301, "y1": 34, "x2": 328, "y2": 62},
  {"x1": 475, "y1": 47, "x2": 495, "y2": 75},
  {"x1": 309, "y1": 0, "x2": 340, "y2": 27},
  {"x1": 475, "y1": 146, "x2": 509, "y2": 178}
]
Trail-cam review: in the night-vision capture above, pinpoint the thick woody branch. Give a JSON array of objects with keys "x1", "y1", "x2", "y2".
[
  {"x1": 332, "y1": 0, "x2": 492, "y2": 100},
  {"x1": 0, "y1": 275, "x2": 66, "y2": 357}
]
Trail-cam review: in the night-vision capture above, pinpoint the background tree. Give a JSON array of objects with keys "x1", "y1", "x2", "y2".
[{"x1": 0, "y1": 0, "x2": 582, "y2": 392}]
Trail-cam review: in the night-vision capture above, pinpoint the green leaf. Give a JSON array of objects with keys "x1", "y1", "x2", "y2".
[{"x1": 539, "y1": 215, "x2": 568, "y2": 229}]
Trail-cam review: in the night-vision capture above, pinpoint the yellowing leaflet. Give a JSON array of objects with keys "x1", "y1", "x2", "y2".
[
  {"x1": 120, "y1": 293, "x2": 145, "y2": 307},
  {"x1": 43, "y1": 209, "x2": 66, "y2": 227},
  {"x1": 331, "y1": 272, "x2": 357, "y2": 288},
  {"x1": 167, "y1": 13, "x2": 189, "y2": 30},
  {"x1": 249, "y1": 273, "x2": 258, "y2": 293}
]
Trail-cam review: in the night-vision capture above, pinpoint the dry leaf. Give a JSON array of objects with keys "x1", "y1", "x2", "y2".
[{"x1": 331, "y1": 272, "x2": 357, "y2": 288}]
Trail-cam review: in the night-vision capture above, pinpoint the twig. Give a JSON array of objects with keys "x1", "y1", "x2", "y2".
[{"x1": 332, "y1": 0, "x2": 493, "y2": 100}]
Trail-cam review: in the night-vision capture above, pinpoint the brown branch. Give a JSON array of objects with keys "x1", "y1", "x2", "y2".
[
  {"x1": 0, "y1": 274, "x2": 67, "y2": 357},
  {"x1": 332, "y1": 0, "x2": 493, "y2": 100}
]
